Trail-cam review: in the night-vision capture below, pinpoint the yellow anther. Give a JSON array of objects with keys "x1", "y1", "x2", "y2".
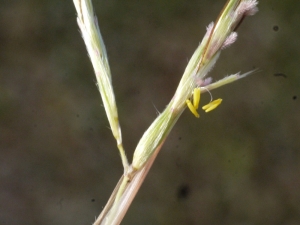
[
  {"x1": 193, "y1": 87, "x2": 201, "y2": 110},
  {"x1": 186, "y1": 99, "x2": 200, "y2": 118},
  {"x1": 202, "y1": 98, "x2": 223, "y2": 112}
]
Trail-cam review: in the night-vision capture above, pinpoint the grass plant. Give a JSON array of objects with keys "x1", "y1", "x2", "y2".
[{"x1": 72, "y1": 0, "x2": 258, "y2": 224}]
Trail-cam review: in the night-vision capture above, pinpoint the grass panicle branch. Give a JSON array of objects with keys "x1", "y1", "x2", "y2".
[{"x1": 73, "y1": 0, "x2": 128, "y2": 169}]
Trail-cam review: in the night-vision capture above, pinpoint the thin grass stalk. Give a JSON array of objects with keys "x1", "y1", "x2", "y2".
[{"x1": 94, "y1": 143, "x2": 162, "y2": 225}]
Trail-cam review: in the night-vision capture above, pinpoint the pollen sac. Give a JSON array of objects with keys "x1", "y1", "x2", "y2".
[
  {"x1": 186, "y1": 99, "x2": 200, "y2": 118},
  {"x1": 202, "y1": 99, "x2": 222, "y2": 113},
  {"x1": 193, "y1": 87, "x2": 201, "y2": 110}
]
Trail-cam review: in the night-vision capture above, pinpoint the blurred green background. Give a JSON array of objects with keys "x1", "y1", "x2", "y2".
[{"x1": 1, "y1": 0, "x2": 300, "y2": 224}]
